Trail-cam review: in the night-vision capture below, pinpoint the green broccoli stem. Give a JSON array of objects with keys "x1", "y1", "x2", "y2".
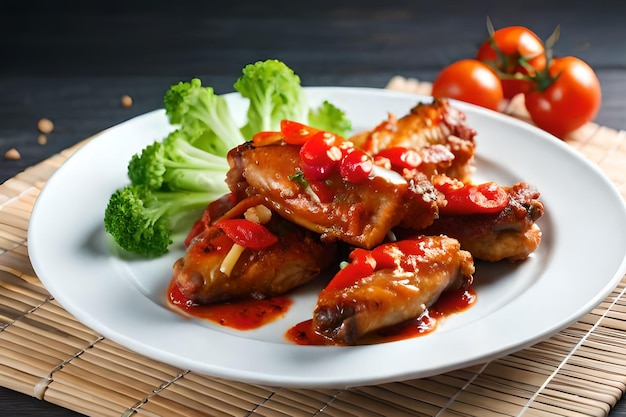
[
  {"x1": 187, "y1": 92, "x2": 245, "y2": 153},
  {"x1": 163, "y1": 169, "x2": 230, "y2": 194},
  {"x1": 147, "y1": 189, "x2": 216, "y2": 229},
  {"x1": 247, "y1": 86, "x2": 277, "y2": 133},
  {"x1": 165, "y1": 137, "x2": 230, "y2": 170},
  {"x1": 161, "y1": 138, "x2": 230, "y2": 192}
]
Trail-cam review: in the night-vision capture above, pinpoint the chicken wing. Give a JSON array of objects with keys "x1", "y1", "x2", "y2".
[
  {"x1": 226, "y1": 141, "x2": 439, "y2": 249},
  {"x1": 173, "y1": 200, "x2": 338, "y2": 304},
  {"x1": 350, "y1": 98, "x2": 477, "y2": 182},
  {"x1": 312, "y1": 235, "x2": 474, "y2": 345},
  {"x1": 411, "y1": 182, "x2": 544, "y2": 262}
]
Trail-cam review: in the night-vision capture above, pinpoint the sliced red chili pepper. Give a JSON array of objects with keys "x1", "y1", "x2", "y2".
[
  {"x1": 339, "y1": 149, "x2": 374, "y2": 183},
  {"x1": 394, "y1": 239, "x2": 427, "y2": 257},
  {"x1": 214, "y1": 218, "x2": 279, "y2": 250},
  {"x1": 369, "y1": 239, "x2": 427, "y2": 271},
  {"x1": 323, "y1": 253, "x2": 375, "y2": 292},
  {"x1": 324, "y1": 238, "x2": 430, "y2": 292},
  {"x1": 299, "y1": 131, "x2": 343, "y2": 167},
  {"x1": 252, "y1": 130, "x2": 283, "y2": 147},
  {"x1": 370, "y1": 244, "x2": 402, "y2": 270},
  {"x1": 348, "y1": 247, "x2": 371, "y2": 263},
  {"x1": 468, "y1": 183, "x2": 509, "y2": 212},
  {"x1": 280, "y1": 120, "x2": 322, "y2": 145},
  {"x1": 375, "y1": 147, "x2": 422, "y2": 171},
  {"x1": 300, "y1": 161, "x2": 335, "y2": 182},
  {"x1": 437, "y1": 181, "x2": 509, "y2": 215},
  {"x1": 395, "y1": 239, "x2": 428, "y2": 270}
]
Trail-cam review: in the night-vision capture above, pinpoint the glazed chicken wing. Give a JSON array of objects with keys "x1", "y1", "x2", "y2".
[
  {"x1": 226, "y1": 141, "x2": 439, "y2": 249},
  {"x1": 173, "y1": 200, "x2": 337, "y2": 304},
  {"x1": 412, "y1": 182, "x2": 544, "y2": 262},
  {"x1": 312, "y1": 235, "x2": 474, "y2": 345},
  {"x1": 350, "y1": 98, "x2": 477, "y2": 182}
]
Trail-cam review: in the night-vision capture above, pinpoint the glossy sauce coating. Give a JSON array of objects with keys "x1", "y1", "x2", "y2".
[
  {"x1": 167, "y1": 277, "x2": 292, "y2": 330},
  {"x1": 286, "y1": 284, "x2": 476, "y2": 345},
  {"x1": 167, "y1": 274, "x2": 475, "y2": 342}
]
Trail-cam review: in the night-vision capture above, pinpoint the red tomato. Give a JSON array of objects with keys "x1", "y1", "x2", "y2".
[
  {"x1": 476, "y1": 26, "x2": 546, "y2": 99},
  {"x1": 431, "y1": 59, "x2": 504, "y2": 111},
  {"x1": 524, "y1": 56, "x2": 601, "y2": 138}
]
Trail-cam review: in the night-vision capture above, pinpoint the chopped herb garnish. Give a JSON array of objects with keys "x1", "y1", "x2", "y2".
[{"x1": 289, "y1": 169, "x2": 309, "y2": 188}]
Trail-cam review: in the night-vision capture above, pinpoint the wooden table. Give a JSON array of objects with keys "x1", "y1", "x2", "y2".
[{"x1": 2, "y1": 1, "x2": 626, "y2": 415}]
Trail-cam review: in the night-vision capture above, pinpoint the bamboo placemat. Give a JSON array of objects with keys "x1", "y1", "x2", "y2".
[{"x1": 1, "y1": 78, "x2": 626, "y2": 417}]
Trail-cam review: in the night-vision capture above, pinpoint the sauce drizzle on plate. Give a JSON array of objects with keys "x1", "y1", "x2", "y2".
[
  {"x1": 167, "y1": 277, "x2": 292, "y2": 330},
  {"x1": 168, "y1": 275, "x2": 475, "y2": 344},
  {"x1": 286, "y1": 284, "x2": 476, "y2": 345}
]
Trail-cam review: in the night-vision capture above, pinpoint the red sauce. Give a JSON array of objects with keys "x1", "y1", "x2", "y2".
[
  {"x1": 167, "y1": 274, "x2": 475, "y2": 344},
  {"x1": 285, "y1": 319, "x2": 333, "y2": 345},
  {"x1": 430, "y1": 285, "x2": 477, "y2": 318},
  {"x1": 285, "y1": 284, "x2": 476, "y2": 346},
  {"x1": 167, "y1": 278, "x2": 292, "y2": 331}
]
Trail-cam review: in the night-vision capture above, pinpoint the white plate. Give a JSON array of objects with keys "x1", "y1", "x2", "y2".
[{"x1": 29, "y1": 87, "x2": 626, "y2": 389}]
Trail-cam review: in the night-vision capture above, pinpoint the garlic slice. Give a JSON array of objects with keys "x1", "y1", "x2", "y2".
[
  {"x1": 220, "y1": 243, "x2": 246, "y2": 277},
  {"x1": 220, "y1": 204, "x2": 274, "y2": 277}
]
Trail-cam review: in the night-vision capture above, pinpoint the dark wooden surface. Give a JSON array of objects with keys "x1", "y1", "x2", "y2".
[{"x1": 2, "y1": 1, "x2": 626, "y2": 415}]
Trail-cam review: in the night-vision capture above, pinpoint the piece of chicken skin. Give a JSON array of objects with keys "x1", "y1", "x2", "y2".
[
  {"x1": 350, "y1": 98, "x2": 477, "y2": 182},
  {"x1": 226, "y1": 141, "x2": 439, "y2": 249},
  {"x1": 410, "y1": 182, "x2": 544, "y2": 262},
  {"x1": 173, "y1": 206, "x2": 338, "y2": 304},
  {"x1": 312, "y1": 235, "x2": 474, "y2": 345}
]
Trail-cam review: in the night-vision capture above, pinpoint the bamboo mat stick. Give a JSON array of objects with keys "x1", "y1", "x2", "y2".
[{"x1": 0, "y1": 78, "x2": 625, "y2": 416}]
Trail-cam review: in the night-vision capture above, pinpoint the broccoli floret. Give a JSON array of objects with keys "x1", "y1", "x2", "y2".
[
  {"x1": 127, "y1": 141, "x2": 166, "y2": 190},
  {"x1": 234, "y1": 59, "x2": 309, "y2": 140},
  {"x1": 164, "y1": 78, "x2": 245, "y2": 156},
  {"x1": 127, "y1": 129, "x2": 230, "y2": 193},
  {"x1": 308, "y1": 100, "x2": 352, "y2": 137},
  {"x1": 115, "y1": 128, "x2": 231, "y2": 256},
  {"x1": 105, "y1": 60, "x2": 354, "y2": 260},
  {"x1": 104, "y1": 184, "x2": 220, "y2": 257}
]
